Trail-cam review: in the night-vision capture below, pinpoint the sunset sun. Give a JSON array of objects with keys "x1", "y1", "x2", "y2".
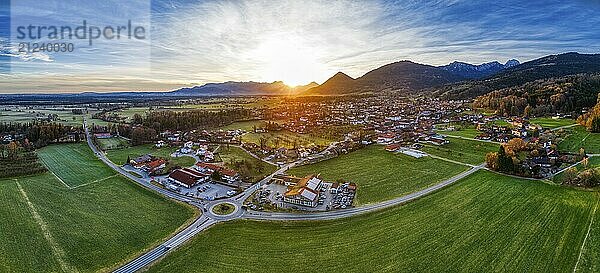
[{"x1": 251, "y1": 36, "x2": 329, "y2": 87}]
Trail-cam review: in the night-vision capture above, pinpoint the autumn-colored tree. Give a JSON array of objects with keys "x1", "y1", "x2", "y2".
[
  {"x1": 485, "y1": 152, "x2": 499, "y2": 170},
  {"x1": 505, "y1": 138, "x2": 527, "y2": 155}
]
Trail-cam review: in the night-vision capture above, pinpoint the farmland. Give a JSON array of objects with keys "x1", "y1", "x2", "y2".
[
  {"x1": 241, "y1": 130, "x2": 331, "y2": 149},
  {"x1": 97, "y1": 137, "x2": 130, "y2": 150},
  {"x1": 422, "y1": 137, "x2": 499, "y2": 165},
  {"x1": 106, "y1": 144, "x2": 196, "y2": 167},
  {"x1": 558, "y1": 126, "x2": 600, "y2": 154},
  {"x1": 218, "y1": 120, "x2": 267, "y2": 131},
  {"x1": 38, "y1": 143, "x2": 115, "y2": 187},
  {"x1": 288, "y1": 145, "x2": 469, "y2": 205},
  {"x1": 0, "y1": 143, "x2": 195, "y2": 273},
  {"x1": 530, "y1": 117, "x2": 576, "y2": 129},
  {"x1": 146, "y1": 170, "x2": 600, "y2": 273},
  {"x1": 217, "y1": 146, "x2": 277, "y2": 183},
  {"x1": 439, "y1": 127, "x2": 480, "y2": 138},
  {"x1": 0, "y1": 106, "x2": 107, "y2": 126}
]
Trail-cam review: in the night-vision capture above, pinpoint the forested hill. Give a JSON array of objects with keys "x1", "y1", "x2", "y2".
[
  {"x1": 436, "y1": 53, "x2": 600, "y2": 100},
  {"x1": 472, "y1": 73, "x2": 600, "y2": 116}
]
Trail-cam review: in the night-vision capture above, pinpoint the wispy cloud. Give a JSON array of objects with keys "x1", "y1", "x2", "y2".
[{"x1": 1, "y1": 0, "x2": 600, "y2": 93}]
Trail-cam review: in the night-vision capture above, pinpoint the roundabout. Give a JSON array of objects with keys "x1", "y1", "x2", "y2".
[{"x1": 207, "y1": 202, "x2": 241, "y2": 219}]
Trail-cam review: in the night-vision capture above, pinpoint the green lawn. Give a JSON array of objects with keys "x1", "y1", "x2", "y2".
[
  {"x1": 0, "y1": 143, "x2": 196, "y2": 273},
  {"x1": 242, "y1": 130, "x2": 331, "y2": 149},
  {"x1": 147, "y1": 170, "x2": 600, "y2": 273},
  {"x1": 97, "y1": 137, "x2": 130, "y2": 150},
  {"x1": 217, "y1": 146, "x2": 277, "y2": 183},
  {"x1": 0, "y1": 108, "x2": 84, "y2": 126},
  {"x1": 38, "y1": 143, "x2": 115, "y2": 187},
  {"x1": 288, "y1": 145, "x2": 469, "y2": 205},
  {"x1": 106, "y1": 144, "x2": 196, "y2": 168},
  {"x1": 219, "y1": 120, "x2": 267, "y2": 131},
  {"x1": 558, "y1": 126, "x2": 600, "y2": 154},
  {"x1": 422, "y1": 138, "x2": 499, "y2": 165},
  {"x1": 439, "y1": 128, "x2": 480, "y2": 138},
  {"x1": 530, "y1": 117, "x2": 576, "y2": 129}
]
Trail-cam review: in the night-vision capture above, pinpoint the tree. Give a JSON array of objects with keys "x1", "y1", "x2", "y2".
[
  {"x1": 7, "y1": 141, "x2": 19, "y2": 159},
  {"x1": 211, "y1": 170, "x2": 222, "y2": 181},
  {"x1": 523, "y1": 105, "x2": 532, "y2": 118},
  {"x1": 505, "y1": 138, "x2": 527, "y2": 155},
  {"x1": 485, "y1": 152, "x2": 499, "y2": 170},
  {"x1": 497, "y1": 145, "x2": 514, "y2": 173}
]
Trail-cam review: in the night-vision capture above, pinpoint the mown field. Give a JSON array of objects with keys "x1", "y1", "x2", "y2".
[
  {"x1": 38, "y1": 143, "x2": 115, "y2": 187},
  {"x1": 218, "y1": 120, "x2": 267, "y2": 131},
  {"x1": 106, "y1": 144, "x2": 196, "y2": 167},
  {"x1": 242, "y1": 130, "x2": 331, "y2": 149},
  {"x1": 558, "y1": 126, "x2": 600, "y2": 154},
  {"x1": 530, "y1": 117, "x2": 576, "y2": 129},
  {"x1": 439, "y1": 128, "x2": 480, "y2": 138},
  {"x1": 147, "y1": 170, "x2": 600, "y2": 273},
  {"x1": 217, "y1": 146, "x2": 277, "y2": 183},
  {"x1": 97, "y1": 137, "x2": 130, "y2": 150},
  {"x1": 288, "y1": 145, "x2": 469, "y2": 205},
  {"x1": 0, "y1": 143, "x2": 195, "y2": 273},
  {"x1": 0, "y1": 108, "x2": 83, "y2": 125},
  {"x1": 422, "y1": 137, "x2": 499, "y2": 165}
]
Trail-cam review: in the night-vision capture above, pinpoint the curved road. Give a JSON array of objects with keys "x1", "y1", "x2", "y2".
[{"x1": 84, "y1": 119, "x2": 482, "y2": 272}]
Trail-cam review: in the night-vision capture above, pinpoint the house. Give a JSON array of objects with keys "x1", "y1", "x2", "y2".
[
  {"x1": 385, "y1": 144, "x2": 401, "y2": 152},
  {"x1": 131, "y1": 154, "x2": 153, "y2": 167},
  {"x1": 155, "y1": 141, "x2": 166, "y2": 148},
  {"x1": 194, "y1": 162, "x2": 239, "y2": 183},
  {"x1": 168, "y1": 168, "x2": 209, "y2": 188},
  {"x1": 93, "y1": 133, "x2": 112, "y2": 139},
  {"x1": 143, "y1": 159, "x2": 166, "y2": 173},
  {"x1": 427, "y1": 136, "x2": 448, "y2": 146},
  {"x1": 283, "y1": 175, "x2": 323, "y2": 207},
  {"x1": 271, "y1": 174, "x2": 303, "y2": 186}
]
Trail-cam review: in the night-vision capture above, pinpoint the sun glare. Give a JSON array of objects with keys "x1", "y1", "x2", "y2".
[{"x1": 251, "y1": 36, "x2": 329, "y2": 87}]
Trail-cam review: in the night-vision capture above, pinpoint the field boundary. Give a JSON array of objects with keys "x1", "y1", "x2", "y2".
[
  {"x1": 70, "y1": 174, "x2": 118, "y2": 189},
  {"x1": 15, "y1": 181, "x2": 80, "y2": 273},
  {"x1": 573, "y1": 196, "x2": 599, "y2": 273}
]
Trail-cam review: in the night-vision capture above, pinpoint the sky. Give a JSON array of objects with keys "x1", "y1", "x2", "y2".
[{"x1": 1, "y1": 0, "x2": 600, "y2": 93}]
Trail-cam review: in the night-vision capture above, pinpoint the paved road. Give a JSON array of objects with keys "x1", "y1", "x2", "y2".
[
  {"x1": 243, "y1": 164, "x2": 484, "y2": 221},
  {"x1": 86, "y1": 119, "x2": 484, "y2": 272}
]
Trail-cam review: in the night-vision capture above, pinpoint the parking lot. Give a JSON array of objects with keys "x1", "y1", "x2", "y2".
[
  {"x1": 155, "y1": 177, "x2": 237, "y2": 201},
  {"x1": 251, "y1": 182, "x2": 337, "y2": 211}
]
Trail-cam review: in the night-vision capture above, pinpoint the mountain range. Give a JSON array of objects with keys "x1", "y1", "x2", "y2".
[{"x1": 439, "y1": 59, "x2": 520, "y2": 79}]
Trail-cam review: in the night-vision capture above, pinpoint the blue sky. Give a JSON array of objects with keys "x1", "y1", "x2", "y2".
[{"x1": 1, "y1": 0, "x2": 600, "y2": 93}]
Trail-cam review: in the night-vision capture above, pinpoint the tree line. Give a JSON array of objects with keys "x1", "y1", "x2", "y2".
[{"x1": 577, "y1": 94, "x2": 600, "y2": 132}]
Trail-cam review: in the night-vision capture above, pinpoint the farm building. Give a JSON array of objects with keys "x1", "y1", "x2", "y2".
[
  {"x1": 168, "y1": 168, "x2": 209, "y2": 188},
  {"x1": 283, "y1": 175, "x2": 323, "y2": 207}
]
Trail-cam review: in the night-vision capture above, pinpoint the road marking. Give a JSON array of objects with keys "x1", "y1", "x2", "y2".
[
  {"x1": 573, "y1": 197, "x2": 599, "y2": 273},
  {"x1": 16, "y1": 181, "x2": 80, "y2": 273}
]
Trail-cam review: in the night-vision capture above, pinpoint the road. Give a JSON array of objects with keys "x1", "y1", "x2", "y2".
[{"x1": 84, "y1": 119, "x2": 484, "y2": 272}]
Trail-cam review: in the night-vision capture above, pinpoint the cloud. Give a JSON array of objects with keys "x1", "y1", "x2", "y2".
[{"x1": 1, "y1": 0, "x2": 600, "y2": 93}]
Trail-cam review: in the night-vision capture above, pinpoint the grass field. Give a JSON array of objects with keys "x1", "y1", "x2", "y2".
[
  {"x1": 558, "y1": 126, "x2": 600, "y2": 154},
  {"x1": 530, "y1": 117, "x2": 576, "y2": 129},
  {"x1": 242, "y1": 130, "x2": 331, "y2": 149},
  {"x1": 553, "y1": 156, "x2": 600, "y2": 183},
  {"x1": 97, "y1": 137, "x2": 130, "y2": 150},
  {"x1": 439, "y1": 128, "x2": 480, "y2": 138},
  {"x1": 0, "y1": 107, "x2": 83, "y2": 126},
  {"x1": 422, "y1": 138, "x2": 499, "y2": 165},
  {"x1": 218, "y1": 120, "x2": 267, "y2": 131},
  {"x1": 217, "y1": 146, "x2": 277, "y2": 183},
  {"x1": 106, "y1": 144, "x2": 196, "y2": 168},
  {"x1": 0, "y1": 143, "x2": 195, "y2": 273},
  {"x1": 147, "y1": 170, "x2": 600, "y2": 273},
  {"x1": 38, "y1": 143, "x2": 116, "y2": 187},
  {"x1": 288, "y1": 145, "x2": 469, "y2": 205}
]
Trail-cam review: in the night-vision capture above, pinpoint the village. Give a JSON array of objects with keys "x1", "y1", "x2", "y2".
[{"x1": 70, "y1": 95, "x2": 586, "y2": 213}]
